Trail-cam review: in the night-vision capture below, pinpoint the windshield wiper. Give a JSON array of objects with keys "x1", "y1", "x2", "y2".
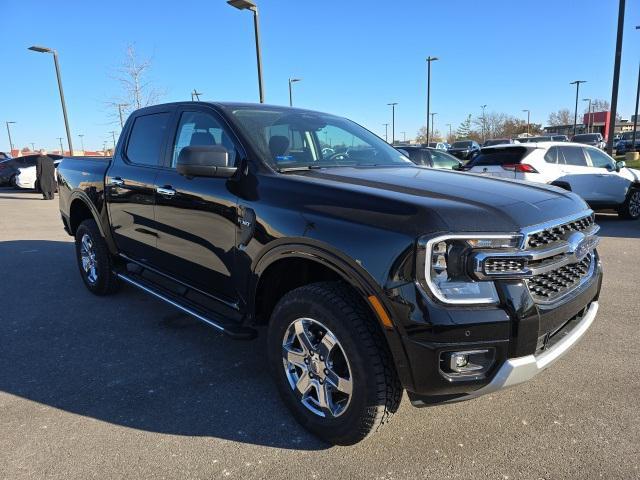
[{"x1": 276, "y1": 165, "x2": 326, "y2": 173}]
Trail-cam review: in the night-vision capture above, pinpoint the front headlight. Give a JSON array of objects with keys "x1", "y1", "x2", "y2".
[{"x1": 420, "y1": 234, "x2": 521, "y2": 305}]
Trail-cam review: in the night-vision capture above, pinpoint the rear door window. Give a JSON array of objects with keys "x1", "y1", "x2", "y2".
[
  {"x1": 126, "y1": 112, "x2": 172, "y2": 166},
  {"x1": 430, "y1": 150, "x2": 459, "y2": 169},
  {"x1": 559, "y1": 146, "x2": 588, "y2": 166},
  {"x1": 403, "y1": 149, "x2": 426, "y2": 165},
  {"x1": 469, "y1": 147, "x2": 529, "y2": 166}
]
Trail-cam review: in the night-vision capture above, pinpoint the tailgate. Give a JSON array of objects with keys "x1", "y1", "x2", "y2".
[{"x1": 466, "y1": 146, "x2": 533, "y2": 179}]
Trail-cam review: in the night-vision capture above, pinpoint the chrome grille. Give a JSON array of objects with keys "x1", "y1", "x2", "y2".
[
  {"x1": 527, "y1": 214, "x2": 595, "y2": 248},
  {"x1": 483, "y1": 258, "x2": 527, "y2": 274},
  {"x1": 527, "y1": 254, "x2": 592, "y2": 302}
]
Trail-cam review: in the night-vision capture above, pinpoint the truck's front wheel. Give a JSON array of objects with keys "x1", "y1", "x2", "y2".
[
  {"x1": 74, "y1": 219, "x2": 119, "y2": 295},
  {"x1": 267, "y1": 281, "x2": 402, "y2": 445}
]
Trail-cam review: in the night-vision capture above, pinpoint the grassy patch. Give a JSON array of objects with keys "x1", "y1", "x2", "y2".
[{"x1": 615, "y1": 155, "x2": 640, "y2": 168}]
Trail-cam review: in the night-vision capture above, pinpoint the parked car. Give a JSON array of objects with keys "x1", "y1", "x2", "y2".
[
  {"x1": 447, "y1": 140, "x2": 480, "y2": 160},
  {"x1": 0, "y1": 154, "x2": 63, "y2": 186},
  {"x1": 615, "y1": 131, "x2": 640, "y2": 153},
  {"x1": 426, "y1": 142, "x2": 447, "y2": 150},
  {"x1": 397, "y1": 145, "x2": 462, "y2": 169},
  {"x1": 0, "y1": 152, "x2": 12, "y2": 161},
  {"x1": 464, "y1": 142, "x2": 640, "y2": 218},
  {"x1": 550, "y1": 134, "x2": 569, "y2": 142},
  {"x1": 482, "y1": 138, "x2": 519, "y2": 147},
  {"x1": 58, "y1": 102, "x2": 602, "y2": 445},
  {"x1": 14, "y1": 158, "x2": 63, "y2": 190},
  {"x1": 571, "y1": 133, "x2": 606, "y2": 150}
]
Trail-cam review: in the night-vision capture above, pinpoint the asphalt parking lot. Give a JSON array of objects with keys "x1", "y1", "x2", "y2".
[{"x1": 0, "y1": 187, "x2": 638, "y2": 480}]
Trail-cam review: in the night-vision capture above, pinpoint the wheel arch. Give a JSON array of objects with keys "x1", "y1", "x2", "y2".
[
  {"x1": 251, "y1": 240, "x2": 382, "y2": 321},
  {"x1": 68, "y1": 194, "x2": 103, "y2": 236},
  {"x1": 550, "y1": 180, "x2": 572, "y2": 191}
]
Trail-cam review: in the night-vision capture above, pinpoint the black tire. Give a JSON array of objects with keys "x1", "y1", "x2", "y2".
[
  {"x1": 9, "y1": 174, "x2": 17, "y2": 189},
  {"x1": 267, "y1": 281, "x2": 402, "y2": 445},
  {"x1": 74, "y1": 219, "x2": 119, "y2": 295},
  {"x1": 618, "y1": 188, "x2": 640, "y2": 220}
]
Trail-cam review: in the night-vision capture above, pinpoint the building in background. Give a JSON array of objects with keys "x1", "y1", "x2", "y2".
[{"x1": 543, "y1": 111, "x2": 633, "y2": 139}]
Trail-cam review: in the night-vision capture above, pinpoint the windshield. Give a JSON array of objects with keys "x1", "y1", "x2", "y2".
[
  {"x1": 452, "y1": 141, "x2": 472, "y2": 148},
  {"x1": 227, "y1": 107, "x2": 412, "y2": 170}
]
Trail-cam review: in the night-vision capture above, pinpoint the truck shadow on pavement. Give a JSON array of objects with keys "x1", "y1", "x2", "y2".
[
  {"x1": 594, "y1": 213, "x2": 640, "y2": 239},
  {"x1": 0, "y1": 239, "x2": 328, "y2": 451}
]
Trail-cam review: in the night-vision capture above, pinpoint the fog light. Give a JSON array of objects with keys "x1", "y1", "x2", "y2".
[{"x1": 441, "y1": 349, "x2": 495, "y2": 377}]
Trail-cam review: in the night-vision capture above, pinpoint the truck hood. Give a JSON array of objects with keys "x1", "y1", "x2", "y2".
[{"x1": 300, "y1": 166, "x2": 588, "y2": 233}]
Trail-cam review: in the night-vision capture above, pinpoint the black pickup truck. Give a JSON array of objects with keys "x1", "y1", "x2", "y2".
[{"x1": 58, "y1": 102, "x2": 602, "y2": 445}]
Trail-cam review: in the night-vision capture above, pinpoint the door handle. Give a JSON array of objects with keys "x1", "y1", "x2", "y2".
[
  {"x1": 156, "y1": 186, "x2": 176, "y2": 196},
  {"x1": 110, "y1": 177, "x2": 124, "y2": 186}
]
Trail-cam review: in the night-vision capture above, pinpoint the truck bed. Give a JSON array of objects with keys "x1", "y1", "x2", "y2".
[{"x1": 57, "y1": 156, "x2": 112, "y2": 234}]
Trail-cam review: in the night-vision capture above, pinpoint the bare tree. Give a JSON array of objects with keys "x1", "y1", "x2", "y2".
[
  {"x1": 547, "y1": 108, "x2": 572, "y2": 126},
  {"x1": 585, "y1": 99, "x2": 610, "y2": 113},
  {"x1": 473, "y1": 111, "x2": 508, "y2": 140},
  {"x1": 415, "y1": 126, "x2": 428, "y2": 143},
  {"x1": 105, "y1": 44, "x2": 165, "y2": 125}
]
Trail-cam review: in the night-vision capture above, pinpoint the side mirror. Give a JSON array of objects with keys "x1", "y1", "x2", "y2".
[
  {"x1": 616, "y1": 160, "x2": 626, "y2": 172},
  {"x1": 176, "y1": 145, "x2": 237, "y2": 178}
]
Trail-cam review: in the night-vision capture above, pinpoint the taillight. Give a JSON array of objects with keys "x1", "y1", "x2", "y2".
[{"x1": 501, "y1": 163, "x2": 538, "y2": 173}]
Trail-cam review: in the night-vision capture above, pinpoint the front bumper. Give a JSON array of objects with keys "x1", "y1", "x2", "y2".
[
  {"x1": 410, "y1": 301, "x2": 598, "y2": 406},
  {"x1": 387, "y1": 250, "x2": 602, "y2": 405}
]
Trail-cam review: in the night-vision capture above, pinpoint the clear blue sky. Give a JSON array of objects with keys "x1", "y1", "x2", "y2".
[{"x1": 1, "y1": 0, "x2": 639, "y2": 152}]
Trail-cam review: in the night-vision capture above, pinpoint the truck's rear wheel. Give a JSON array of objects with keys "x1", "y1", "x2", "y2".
[
  {"x1": 74, "y1": 219, "x2": 119, "y2": 295},
  {"x1": 267, "y1": 281, "x2": 402, "y2": 445}
]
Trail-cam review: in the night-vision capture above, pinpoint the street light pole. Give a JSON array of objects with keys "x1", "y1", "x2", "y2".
[
  {"x1": 570, "y1": 80, "x2": 587, "y2": 137},
  {"x1": 191, "y1": 89, "x2": 202, "y2": 101},
  {"x1": 78, "y1": 134, "x2": 85, "y2": 152},
  {"x1": 607, "y1": 0, "x2": 625, "y2": 154},
  {"x1": 288, "y1": 78, "x2": 301, "y2": 106},
  {"x1": 446, "y1": 123, "x2": 452, "y2": 141},
  {"x1": 30, "y1": 142, "x2": 36, "y2": 151},
  {"x1": 5, "y1": 121, "x2": 15, "y2": 155},
  {"x1": 29, "y1": 46, "x2": 73, "y2": 155},
  {"x1": 522, "y1": 109, "x2": 530, "y2": 136},
  {"x1": 425, "y1": 56, "x2": 438, "y2": 145},
  {"x1": 387, "y1": 103, "x2": 398, "y2": 145},
  {"x1": 57, "y1": 137, "x2": 64, "y2": 155},
  {"x1": 110, "y1": 131, "x2": 117, "y2": 150},
  {"x1": 430, "y1": 112, "x2": 437, "y2": 142},
  {"x1": 632, "y1": 26, "x2": 640, "y2": 151},
  {"x1": 582, "y1": 98, "x2": 592, "y2": 133},
  {"x1": 480, "y1": 105, "x2": 487, "y2": 142},
  {"x1": 117, "y1": 103, "x2": 129, "y2": 129},
  {"x1": 382, "y1": 123, "x2": 389, "y2": 143},
  {"x1": 227, "y1": 0, "x2": 265, "y2": 103}
]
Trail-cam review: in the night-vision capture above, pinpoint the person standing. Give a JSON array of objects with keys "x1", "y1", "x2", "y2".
[{"x1": 35, "y1": 152, "x2": 56, "y2": 200}]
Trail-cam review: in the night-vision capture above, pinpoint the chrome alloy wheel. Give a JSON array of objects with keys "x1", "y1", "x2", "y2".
[
  {"x1": 80, "y1": 233, "x2": 98, "y2": 284},
  {"x1": 282, "y1": 318, "x2": 353, "y2": 418},
  {"x1": 629, "y1": 191, "x2": 640, "y2": 218}
]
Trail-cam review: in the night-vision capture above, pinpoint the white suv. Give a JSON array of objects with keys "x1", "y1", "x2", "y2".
[{"x1": 464, "y1": 142, "x2": 640, "y2": 219}]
